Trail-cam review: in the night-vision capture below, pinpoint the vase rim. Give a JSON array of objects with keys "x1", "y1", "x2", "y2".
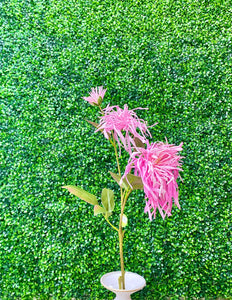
[{"x1": 100, "y1": 271, "x2": 146, "y2": 293}]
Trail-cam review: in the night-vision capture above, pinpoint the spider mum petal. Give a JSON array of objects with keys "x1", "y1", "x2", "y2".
[
  {"x1": 96, "y1": 104, "x2": 155, "y2": 153},
  {"x1": 123, "y1": 141, "x2": 183, "y2": 220}
]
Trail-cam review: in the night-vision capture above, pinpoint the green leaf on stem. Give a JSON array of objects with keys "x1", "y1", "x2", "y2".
[
  {"x1": 134, "y1": 137, "x2": 146, "y2": 148},
  {"x1": 105, "y1": 211, "x2": 112, "y2": 218},
  {"x1": 62, "y1": 185, "x2": 98, "y2": 205},
  {"x1": 94, "y1": 205, "x2": 106, "y2": 216},
  {"x1": 122, "y1": 214, "x2": 128, "y2": 227},
  {"x1": 109, "y1": 171, "x2": 143, "y2": 190},
  {"x1": 85, "y1": 119, "x2": 100, "y2": 129},
  {"x1": 126, "y1": 174, "x2": 144, "y2": 190},
  {"x1": 85, "y1": 119, "x2": 111, "y2": 138},
  {"x1": 101, "y1": 188, "x2": 115, "y2": 213},
  {"x1": 98, "y1": 96, "x2": 103, "y2": 105},
  {"x1": 109, "y1": 171, "x2": 130, "y2": 190}
]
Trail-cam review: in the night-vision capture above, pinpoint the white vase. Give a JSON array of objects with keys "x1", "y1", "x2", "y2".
[{"x1": 100, "y1": 271, "x2": 146, "y2": 300}]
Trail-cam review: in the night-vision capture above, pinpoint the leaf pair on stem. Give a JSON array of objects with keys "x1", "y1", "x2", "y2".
[{"x1": 62, "y1": 172, "x2": 143, "y2": 228}]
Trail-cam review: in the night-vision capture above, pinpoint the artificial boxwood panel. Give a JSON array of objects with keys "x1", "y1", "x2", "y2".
[{"x1": 0, "y1": 0, "x2": 231, "y2": 299}]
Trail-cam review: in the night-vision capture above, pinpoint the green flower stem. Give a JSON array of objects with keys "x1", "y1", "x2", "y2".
[
  {"x1": 118, "y1": 186, "x2": 133, "y2": 289},
  {"x1": 112, "y1": 136, "x2": 121, "y2": 178},
  {"x1": 118, "y1": 225, "x2": 125, "y2": 289},
  {"x1": 109, "y1": 135, "x2": 133, "y2": 289},
  {"x1": 102, "y1": 132, "x2": 126, "y2": 289},
  {"x1": 104, "y1": 216, "x2": 119, "y2": 232},
  {"x1": 111, "y1": 135, "x2": 127, "y2": 289},
  {"x1": 122, "y1": 189, "x2": 132, "y2": 210},
  {"x1": 99, "y1": 105, "x2": 104, "y2": 113}
]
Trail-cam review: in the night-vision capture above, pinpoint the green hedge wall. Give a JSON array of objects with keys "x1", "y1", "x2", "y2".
[{"x1": 1, "y1": 0, "x2": 231, "y2": 299}]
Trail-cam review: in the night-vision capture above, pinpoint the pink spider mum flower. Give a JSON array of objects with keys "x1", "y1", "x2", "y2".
[
  {"x1": 82, "y1": 86, "x2": 107, "y2": 106},
  {"x1": 96, "y1": 104, "x2": 154, "y2": 154},
  {"x1": 123, "y1": 141, "x2": 183, "y2": 220}
]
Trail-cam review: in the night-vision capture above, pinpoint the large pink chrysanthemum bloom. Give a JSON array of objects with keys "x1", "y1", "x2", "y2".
[
  {"x1": 82, "y1": 86, "x2": 107, "y2": 106},
  {"x1": 123, "y1": 141, "x2": 183, "y2": 220},
  {"x1": 96, "y1": 104, "x2": 154, "y2": 154}
]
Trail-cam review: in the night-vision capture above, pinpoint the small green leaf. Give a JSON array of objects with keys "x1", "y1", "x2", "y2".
[
  {"x1": 98, "y1": 96, "x2": 103, "y2": 105},
  {"x1": 134, "y1": 137, "x2": 146, "y2": 148},
  {"x1": 109, "y1": 171, "x2": 129, "y2": 190},
  {"x1": 94, "y1": 205, "x2": 106, "y2": 216},
  {"x1": 105, "y1": 211, "x2": 112, "y2": 218},
  {"x1": 109, "y1": 172, "x2": 143, "y2": 190},
  {"x1": 62, "y1": 185, "x2": 98, "y2": 205},
  {"x1": 85, "y1": 119, "x2": 110, "y2": 138},
  {"x1": 122, "y1": 214, "x2": 128, "y2": 227},
  {"x1": 85, "y1": 119, "x2": 100, "y2": 129},
  {"x1": 126, "y1": 174, "x2": 144, "y2": 190},
  {"x1": 101, "y1": 188, "x2": 115, "y2": 213}
]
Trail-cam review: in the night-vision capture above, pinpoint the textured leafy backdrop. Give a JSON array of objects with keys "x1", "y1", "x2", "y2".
[{"x1": 0, "y1": 0, "x2": 231, "y2": 299}]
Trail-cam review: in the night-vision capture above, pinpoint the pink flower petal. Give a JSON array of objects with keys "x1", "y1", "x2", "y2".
[
  {"x1": 96, "y1": 104, "x2": 155, "y2": 154},
  {"x1": 82, "y1": 86, "x2": 107, "y2": 105},
  {"x1": 123, "y1": 141, "x2": 183, "y2": 220}
]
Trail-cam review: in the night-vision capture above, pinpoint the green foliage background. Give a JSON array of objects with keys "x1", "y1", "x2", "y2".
[{"x1": 0, "y1": 0, "x2": 231, "y2": 299}]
